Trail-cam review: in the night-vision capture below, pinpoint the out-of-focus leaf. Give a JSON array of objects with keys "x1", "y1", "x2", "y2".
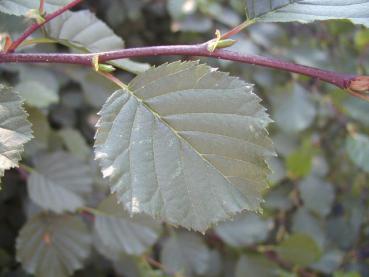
[
  {"x1": 0, "y1": 0, "x2": 69, "y2": 16},
  {"x1": 245, "y1": 0, "x2": 369, "y2": 27},
  {"x1": 160, "y1": 232, "x2": 210, "y2": 276},
  {"x1": 16, "y1": 213, "x2": 91, "y2": 277},
  {"x1": 27, "y1": 151, "x2": 93, "y2": 213},
  {"x1": 215, "y1": 213, "x2": 273, "y2": 247},
  {"x1": 235, "y1": 254, "x2": 279, "y2": 277},
  {"x1": 275, "y1": 234, "x2": 322, "y2": 267},
  {"x1": 45, "y1": 10, "x2": 150, "y2": 74},
  {"x1": 264, "y1": 183, "x2": 293, "y2": 211},
  {"x1": 286, "y1": 140, "x2": 316, "y2": 178},
  {"x1": 355, "y1": 29, "x2": 369, "y2": 50},
  {"x1": 0, "y1": 84, "x2": 33, "y2": 180},
  {"x1": 292, "y1": 208, "x2": 326, "y2": 248},
  {"x1": 15, "y1": 66, "x2": 59, "y2": 108},
  {"x1": 273, "y1": 83, "x2": 316, "y2": 133},
  {"x1": 204, "y1": 250, "x2": 223, "y2": 277},
  {"x1": 94, "y1": 194, "x2": 161, "y2": 256},
  {"x1": 94, "y1": 61, "x2": 275, "y2": 232},
  {"x1": 171, "y1": 14, "x2": 212, "y2": 33},
  {"x1": 167, "y1": 0, "x2": 196, "y2": 19},
  {"x1": 344, "y1": 98, "x2": 369, "y2": 127},
  {"x1": 346, "y1": 133, "x2": 369, "y2": 173},
  {"x1": 299, "y1": 175, "x2": 335, "y2": 217},
  {"x1": 58, "y1": 128, "x2": 90, "y2": 160},
  {"x1": 267, "y1": 156, "x2": 286, "y2": 184},
  {"x1": 311, "y1": 249, "x2": 344, "y2": 274}
]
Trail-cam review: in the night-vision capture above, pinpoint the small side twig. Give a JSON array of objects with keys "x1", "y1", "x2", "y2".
[{"x1": 6, "y1": 0, "x2": 83, "y2": 52}]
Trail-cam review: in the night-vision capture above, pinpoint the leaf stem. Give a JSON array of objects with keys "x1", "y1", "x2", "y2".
[
  {"x1": 1, "y1": 43, "x2": 366, "y2": 98},
  {"x1": 6, "y1": 0, "x2": 83, "y2": 52}
]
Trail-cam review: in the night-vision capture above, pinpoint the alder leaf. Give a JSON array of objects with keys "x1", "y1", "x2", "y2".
[
  {"x1": 94, "y1": 194, "x2": 161, "y2": 256},
  {"x1": 16, "y1": 213, "x2": 91, "y2": 277},
  {"x1": 0, "y1": 84, "x2": 33, "y2": 180},
  {"x1": 346, "y1": 133, "x2": 369, "y2": 173},
  {"x1": 0, "y1": 0, "x2": 69, "y2": 16},
  {"x1": 27, "y1": 151, "x2": 93, "y2": 213},
  {"x1": 45, "y1": 10, "x2": 150, "y2": 74},
  {"x1": 246, "y1": 0, "x2": 369, "y2": 27},
  {"x1": 160, "y1": 232, "x2": 210, "y2": 276},
  {"x1": 94, "y1": 61, "x2": 275, "y2": 232}
]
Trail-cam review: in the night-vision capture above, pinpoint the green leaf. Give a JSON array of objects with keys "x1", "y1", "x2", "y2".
[
  {"x1": 45, "y1": 10, "x2": 150, "y2": 74},
  {"x1": 275, "y1": 234, "x2": 322, "y2": 267},
  {"x1": 246, "y1": 0, "x2": 369, "y2": 27},
  {"x1": 0, "y1": 0, "x2": 70, "y2": 16},
  {"x1": 94, "y1": 194, "x2": 161, "y2": 256},
  {"x1": 215, "y1": 213, "x2": 274, "y2": 247},
  {"x1": 58, "y1": 128, "x2": 90, "y2": 160},
  {"x1": 273, "y1": 83, "x2": 316, "y2": 133},
  {"x1": 15, "y1": 66, "x2": 59, "y2": 108},
  {"x1": 94, "y1": 61, "x2": 275, "y2": 232},
  {"x1": 346, "y1": 133, "x2": 369, "y2": 173},
  {"x1": 160, "y1": 232, "x2": 210, "y2": 276},
  {"x1": 16, "y1": 213, "x2": 91, "y2": 277},
  {"x1": 286, "y1": 139, "x2": 316, "y2": 178},
  {"x1": 0, "y1": 84, "x2": 33, "y2": 179},
  {"x1": 235, "y1": 254, "x2": 279, "y2": 277},
  {"x1": 298, "y1": 176, "x2": 335, "y2": 217},
  {"x1": 27, "y1": 151, "x2": 93, "y2": 213}
]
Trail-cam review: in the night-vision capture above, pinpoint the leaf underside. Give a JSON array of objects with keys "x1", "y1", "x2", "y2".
[
  {"x1": 0, "y1": 0, "x2": 69, "y2": 16},
  {"x1": 94, "y1": 61, "x2": 275, "y2": 232},
  {"x1": 246, "y1": 0, "x2": 369, "y2": 27},
  {"x1": 0, "y1": 84, "x2": 33, "y2": 179},
  {"x1": 16, "y1": 213, "x2": 91, "y2": 277}
]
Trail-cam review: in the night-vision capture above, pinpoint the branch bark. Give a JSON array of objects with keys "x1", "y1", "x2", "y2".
[{"x1": 1, "y1": 43, "x2": 368, "y2": 96}]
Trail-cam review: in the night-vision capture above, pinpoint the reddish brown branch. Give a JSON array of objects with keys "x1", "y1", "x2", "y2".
[
  {"x1": 1, "y1": 43, "x2": 366, "y2": 94},
  {"x1": 7, "y1": 0, "x2": 83, "y2": 52}
]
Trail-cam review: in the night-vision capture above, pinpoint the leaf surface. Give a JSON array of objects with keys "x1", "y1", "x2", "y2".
[
  {"x1": 246, "y1": 0, "x2": 369, "y2": 27},
  {"x1": 45, "y1": 10, "x2": 150, "y2": 74},
  {"x1": 160, "y1": 232, "x2": 210, "y2": 276},
  {"x1": 0, "y1": 84, "x2": 32, "y2": 179},
  {"x1": 0, "y1": 0, "x2": 69, "y2": 16},
  {"x1": 16, "y1": 213, "x2": 91, "y2": 277},
  {"x1": 346, "y1": 133, "x2": 369, "y2": 173},
  {"x1": 94, "y1": 194, "x2": 161, "y2": 256},
  {"x1": 27, "y1": 151, "x2": 93, "y2": 213},
  {"x1": 94, "y1": 61, "x2": 275, "y2": 232}
]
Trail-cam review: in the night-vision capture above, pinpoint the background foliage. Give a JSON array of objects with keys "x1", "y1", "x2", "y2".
[{"x1": 0, "y1": 0, "x2": 369, "y2": 276}]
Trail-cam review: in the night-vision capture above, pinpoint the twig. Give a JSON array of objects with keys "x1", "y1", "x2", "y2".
[
  {"x1": 6, "y1": 0, "x2": 83, "y2": 52},
  {"x1": 1, "y1": 43, "x2": 368, "y2": 97}
]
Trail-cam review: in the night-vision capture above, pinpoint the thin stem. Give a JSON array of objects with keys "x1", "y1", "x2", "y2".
[
  {"x1": 39, "y1": 0, "x2": 45, "y2": 14},
  {"x1": 0, "y1": 43, "x2": 362, "y2": 92},
  {"x1": 220, "y1": 19, "x2": 256, "y2": 39},
  {"x1": 7, "y1": 0, "x2": 83, "y2": 52}
]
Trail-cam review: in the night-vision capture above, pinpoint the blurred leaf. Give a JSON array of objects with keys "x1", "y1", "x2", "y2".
[
  {"x1": 94, "y1": 61, "x2": 274, "y2": 232},
  {"x1": 344, "y1": 98, "x2": 369, "y2": 127},
  {"x1": 167, "y1": 0, "x2": 196, "y2": 19},
  {"x1": 0, "y1": 84, "x2": 33, "y2": 180},
  {"x1": 273, "y1": 83, "x2": 316, "y2": 133},
  {"x1": 267, "y1": 156, "x2": 286, "y2": 184},
  {"x1": 355, "y1": 29, "x2": 369, "y2": 50},
  {"x1": 15, "y1": 66, "x2": 59, "y2": 108},
  {"x1": 264, "y1": 183, "x2": 293, "y2": 211},
  {"x1": 235, "y1": 254, "x2": 279, "y2": 277},
  {"x1": 27, "y1": 151, "x2": 93, "y2": 213},
  {"x1": 298, "y1": 175, "x2": 335, "y2": 217},
  {"x1": 292, "y1": 208, "x2": 326, "y2": 248},
  {"x1": 0, "y1": 0, "x2": 69, "y2": 16},
  {"x1": 215, "y1": 213, "x2": 273, "y2": 247},
  {"x1": 94, "y1": 194, "x2": 161, "y2": 256},
  {"x1": 334, "y1": 272, "x2": 361, "y2": 277},
  {"x1": 45, "y1": 10, "x2": 150, "y2": 74},
  {"x1": 311, "y1": 249, "x2": 344, "y2": 274},
  {"x1": 246, "y1": 0, "x2": 369, "y2": 27},
  {"x1": 26, "y1": 107, "x2": 50, "y2": 147},
  {"x1": 346, "y1": 133, "x2": 369, "y2": 173},
  {"x1": 58, "y1": 128, "x2": 90, "y2": 160},
  {"x1": 161, "y1": 232, "x2": 210, "y2": 276},
  {"x1": 16, "y1": 213, "x2": 91, "y2": 277},
  {"x1": 275, "y1": 234, "x2": 322, "y2": 267},
  {"x1": 286, "y1": 140, "x2": 316, "y2": 178}
]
